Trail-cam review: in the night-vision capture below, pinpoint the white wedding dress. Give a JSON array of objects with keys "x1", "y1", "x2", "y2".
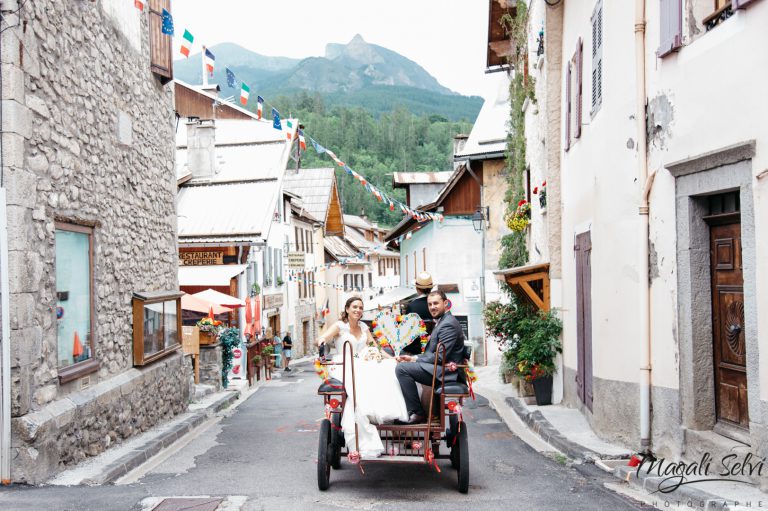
[{"x1": 327, "y1": 321, "x2": 409, "y2": 458}]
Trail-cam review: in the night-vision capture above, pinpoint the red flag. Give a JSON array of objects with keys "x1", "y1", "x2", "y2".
[
  {"x1": 72, "y1": 331, "x2": 84, "y2": 358},
  {"x1": 134, "y1": 0, "x2": 145, "y2": 11}
]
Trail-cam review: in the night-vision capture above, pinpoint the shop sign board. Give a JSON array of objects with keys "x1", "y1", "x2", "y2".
[
  {"x1": 287, "y1": 252, "x2": 305, "y2": 269},
  {"x1": 182, "y1": 326, "x2": 200, "y2": 355},
  {"x1": 263, "y1": 293, "x2": 284, "y2": 309},
  {"x1": 179, "y1": 250, "x2": 224, "y2": 266}
]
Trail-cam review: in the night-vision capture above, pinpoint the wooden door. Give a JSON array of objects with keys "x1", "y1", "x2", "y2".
[
  {"x1": 575, "y1": 231, "x2": 593, "y2": 411},
  {"x1": 710, "y1": 219, "x2": 748, "y2": 430},
  {"x1": 302, "y1": 320, "x2": 310, "y2": 355}
]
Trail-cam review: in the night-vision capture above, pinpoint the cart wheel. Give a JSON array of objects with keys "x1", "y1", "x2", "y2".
[
  {"x1": 330, "y1": 413, "x2": 342, "y2": 469},
  {"x1": 317, "y1": 419, "x2": 332, "y2": 491},
  {"x1": 455, "y1": 421, "x2": 469, "y2": 493}
]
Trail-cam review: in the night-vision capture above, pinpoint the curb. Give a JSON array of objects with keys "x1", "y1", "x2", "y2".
[
  {"x1": 89, "y1": 390, "x2": 241, "y2": 485},
  {"x1": 614, "y1": 465, "x2": 724, "y2": 511},
  {"x1": 505, "y1": 396, "x2": 603, "y2": 462}
]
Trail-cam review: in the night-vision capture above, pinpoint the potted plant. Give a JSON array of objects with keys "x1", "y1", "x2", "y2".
[
  {"x1": 219, "y1": 327, "x2": 240, "y2": 389},
  {"x1": 512, "y1": 309, "x2": 562, "y2": 405},
  {"x1": 533, "y1": 181, "x2": 547, "y2": 210},
  {"x1": 196, "y1": 317, "x2": 222, "y2": 345},
  {"x1": 261, "y1": 344, "x2": 275, "y2": 368},
  {"x1": 505, "y1": 199, "x2": 531, "y2": 232},
  {"x1": 277, "y1": 277, "x2": 284, "y2": 286},
  {"x1": 251, "y1": 283, "x2": 261, "y2": 296}
]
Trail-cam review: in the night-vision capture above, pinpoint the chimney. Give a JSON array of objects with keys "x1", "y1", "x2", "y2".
[
  {"x1": 187, "y1": 119, "x2": 216, "y2": 180},
  {"x1": 453, "y1": 134, "x2": 469, "y2": 158}
]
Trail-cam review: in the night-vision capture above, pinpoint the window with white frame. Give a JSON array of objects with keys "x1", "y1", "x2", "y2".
[{"x1": 591, "y1": 0, "x2": 603, "y2": 116}]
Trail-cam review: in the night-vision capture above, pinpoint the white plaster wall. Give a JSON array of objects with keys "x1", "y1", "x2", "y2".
[
  {"x1": 101, "y1": 0, "x2": 142, "y2": 52},
  {"x1": 644, "y1": 3, "x2": 768, "y2": 393},
  {"x1": 559, "y1": 0, "x2": 643, "y2": 383},
  {"x1": 399, "y1": 219, "x2": 485, "y2": 347}
]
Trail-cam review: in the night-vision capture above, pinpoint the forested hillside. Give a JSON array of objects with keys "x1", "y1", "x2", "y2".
[{"x1": 273, "y1": 92, "x2": 474, "y2": 229}]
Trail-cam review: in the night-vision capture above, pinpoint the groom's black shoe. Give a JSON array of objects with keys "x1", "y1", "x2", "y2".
[{"x1": 394, "y1": 413, "x2": 426, "y2": 425}]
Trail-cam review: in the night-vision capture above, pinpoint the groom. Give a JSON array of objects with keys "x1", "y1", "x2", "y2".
[{"x1": 395, "y1": 290, "x2": 466, "y2": 425}]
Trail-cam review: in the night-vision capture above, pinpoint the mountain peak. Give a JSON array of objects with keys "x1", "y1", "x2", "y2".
[{"x1": 349, "y1": 34, "x2": 366, "y2": 44}]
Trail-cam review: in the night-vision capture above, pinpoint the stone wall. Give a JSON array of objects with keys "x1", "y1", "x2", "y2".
[
  {"x1": 293, "y1": 302, "x2": 316, "y2": 359},
  {"x1": 1, "y1": 0, "x2": 180, "y2": 482},
  {"x1": 4, "y1": 0, "x2": 177, "y2": 409},
  {"x1": 11, "y1": 352, "x2": 190, "y2": 484}
]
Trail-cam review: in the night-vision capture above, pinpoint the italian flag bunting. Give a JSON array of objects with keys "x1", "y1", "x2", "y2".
[
  {"x1": 180, "y1": 29, "x2": 194, "y2": 58},
  {"x1": 257, "y1": 96, "x2": 264, "y2": 120},
  {"x1": 286, "y1": 120, "x2": 293, "y2": 140},
  {"x1": 240, "y1": 83, "x2": 250, "y2": 105}
]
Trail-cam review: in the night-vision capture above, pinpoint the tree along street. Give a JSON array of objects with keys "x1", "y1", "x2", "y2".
[{"x1": 0, "y1": 366, "x2": 651, "y2": 510}]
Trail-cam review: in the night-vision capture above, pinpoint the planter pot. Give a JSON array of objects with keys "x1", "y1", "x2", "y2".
[
  {"x1": 532, "y1": 375, "x2": 553, "y2": 406},
  {"x1": 199, "y1": 331, "x2": 218, "y2": 345}
]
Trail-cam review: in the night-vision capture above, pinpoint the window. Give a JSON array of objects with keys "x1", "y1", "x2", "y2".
[
  {"x1": 132, "y1": 291, "x2": 182, "y2": 366},
  {"x1": 148, "y1": 0, "x2": 173, "y2": 83},
  {"x1": 368, "y1": 272, "x2": 373, "y2": 288},
  {"x1": 565, "y1": 38, "x2": 583, "y2": 150},
  {"x1": 310, "y1": 272, "x2": 315, "y2": 298},
  {"x1": 405, "y1": 256, "x2": 409, "y2": 283},
  {"x1": 295, "y1": 227, "x2": 300, "y2": 251},
  {"x1": 56, "y1": 223, "x2": 98, "y2": 382},
  {"x1": 591, "y1": 1, "x2": 603, "y2": 116}
]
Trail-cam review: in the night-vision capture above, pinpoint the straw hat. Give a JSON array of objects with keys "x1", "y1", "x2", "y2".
[{"x1": 414, "y1": 271, "x2": 434, "y2": 290}]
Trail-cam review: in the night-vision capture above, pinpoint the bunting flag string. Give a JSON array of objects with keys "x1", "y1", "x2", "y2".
[
  {"x1": 146, "y1": 2, "x2": 442, "y2": 223},
  {"x1": 286, "y1": 274, "x2": 406, "y2": 293}
]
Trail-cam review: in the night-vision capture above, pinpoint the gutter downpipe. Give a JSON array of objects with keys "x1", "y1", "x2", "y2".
[{"x1": 635, "y1": 0, "x2": 652, "y2": 454}]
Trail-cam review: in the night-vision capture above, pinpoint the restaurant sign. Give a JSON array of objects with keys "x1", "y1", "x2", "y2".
[
  {"x1": 287, "y1": 252, "x2": 306, "y2": 270},
  {"x1": 263, "y1": 293, "x2": 284, "y2": 309},
  {"x1": 179, "y1": 250, "x2": 224, "y2": 266}
]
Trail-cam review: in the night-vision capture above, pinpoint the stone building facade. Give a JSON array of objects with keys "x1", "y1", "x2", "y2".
[{"x1": 1, "y1": 0, "x2": 186, "y2": 483}]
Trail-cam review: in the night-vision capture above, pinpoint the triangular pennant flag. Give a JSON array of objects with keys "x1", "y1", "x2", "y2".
[
  {"x1": 272, "y1": 109, "x2": 282, "y2": 130},
  {"x1": 226, "y1": 67, "x2": 237, "y2": 88},
  {"x1": 313, "y1": 140, "x2": 326, "y2": 154},
  {"x1": 257, "y1": 96, "x2": 263, "y2": 120},
  {"x1": 180, "y1": 29, "x2": 194, "y2": 57},
  {"x1": 240, "y1": 83, "x2": 250, "y2": 105},
  {"x1": 134, "y1": 0, "x2": 145, "y2": 12},
  {"x1": 161, "y1": 8, "x2": 174, "y2": 35},
  {"x1": 204, "y1": 48, "x2": 216, "y2": 76}
]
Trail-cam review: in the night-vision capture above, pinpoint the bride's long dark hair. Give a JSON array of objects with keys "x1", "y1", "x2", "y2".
[{"x1": 340, "y1": 297, "x2": 363, "y2": 323}]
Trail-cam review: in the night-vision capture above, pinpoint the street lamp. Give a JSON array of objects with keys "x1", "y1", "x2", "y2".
[
  {"x1": 472, "y1": 209, "x2": 485, "y2": 233},
  {"x1": 472, "y1": 206, "x2": 489, "y2": 365}
]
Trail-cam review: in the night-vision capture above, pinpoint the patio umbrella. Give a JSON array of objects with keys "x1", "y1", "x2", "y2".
[
  {"x1": 192, "y1": 288, "x2": 246, "y2": 308},
  {"x1": 181, "y1": 293, "x2": 231, "y2": 315}
]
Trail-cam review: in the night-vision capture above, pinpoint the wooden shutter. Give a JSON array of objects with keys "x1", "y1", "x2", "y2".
[
  {"x1": 591, "y1": 1, "x2": 603, "y2": 115},
  {"x1": 148, "y1": 0, "x2": 173, "y2": 83},
  {"x1": 575, "y1": 38, "x2": 583, "y2": 139},
  {"x1": 574, "y1": 231, "x2": 594, "y2": 412},
  {"x1": 657, "y1": 0, "x2": 682, "y2": 57},
  {"x1": 565, "y1": 62, "x2": 571, "y2": 151}
]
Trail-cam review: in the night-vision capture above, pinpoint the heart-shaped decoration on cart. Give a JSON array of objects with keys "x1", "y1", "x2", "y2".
[{"x1": 371, "y1": 311, "x2": 428, "y2": 356}]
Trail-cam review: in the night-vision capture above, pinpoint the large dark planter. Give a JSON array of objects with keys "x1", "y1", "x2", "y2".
[{"x1": 532, "y1": 375, "x2": 553, "y2": 406}]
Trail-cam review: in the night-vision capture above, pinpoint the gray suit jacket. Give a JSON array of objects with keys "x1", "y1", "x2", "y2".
[{"x1": 417, "y1": 312, "x2": 465, "y2": 382}]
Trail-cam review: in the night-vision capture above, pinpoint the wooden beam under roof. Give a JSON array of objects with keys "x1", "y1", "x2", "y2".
[{"x1": 494, "y1": 262, "x2": 550, "y2": 311}]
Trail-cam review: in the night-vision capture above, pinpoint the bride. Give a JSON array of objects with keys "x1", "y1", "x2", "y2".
[{"x1": 317, "y1": 297, "x2": 408, "y2": 458}]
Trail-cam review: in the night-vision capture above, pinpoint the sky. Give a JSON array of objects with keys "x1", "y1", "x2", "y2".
[{"x1": 171, "y1": 0, "x2": 495, "y2": 98}]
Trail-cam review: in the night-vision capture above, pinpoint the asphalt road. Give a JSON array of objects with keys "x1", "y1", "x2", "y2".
[{"x1": 0, "y1": 365, "x2": 653, "y2": 510}]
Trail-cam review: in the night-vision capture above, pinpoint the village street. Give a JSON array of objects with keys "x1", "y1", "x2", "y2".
[{"x1": 0, "y1": 365, "x2": 649, "y2": 511}]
